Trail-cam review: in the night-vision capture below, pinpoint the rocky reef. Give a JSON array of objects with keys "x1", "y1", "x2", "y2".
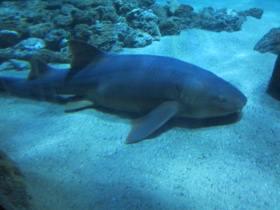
[
  {"x1": 254, "y1": 27, "x2": 280, "y2": 101},
  {"x1": 254, "y1": 27, "x2": 280, "y2": 55},
  {"x1": 0, "y1": 0, "x2": 263, "y2": 63},
  {"x1": 0, "y1": 150, "x2": 35, "y2": 210}
]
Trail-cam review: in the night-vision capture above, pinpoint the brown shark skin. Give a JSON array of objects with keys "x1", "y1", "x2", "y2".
[{"x1": 0, "y1": 41, "x2": 247, "y2": 143}]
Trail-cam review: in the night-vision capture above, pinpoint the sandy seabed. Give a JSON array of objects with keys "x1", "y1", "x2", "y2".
[{"x1": 0, "y1": 1, "x2": 280, "y2": 209}]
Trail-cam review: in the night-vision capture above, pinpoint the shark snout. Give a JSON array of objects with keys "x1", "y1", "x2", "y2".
[
  {"x1": 228, "y1": 90, "x2": 247, "y2": 113},
  {"x1": 236, "y1": 91, "x2": 247, "y2": 110}
]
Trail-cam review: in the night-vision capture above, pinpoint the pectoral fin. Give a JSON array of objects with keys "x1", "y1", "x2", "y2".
[
  {"x1": 126, "y1": 101, "x2": 179, "y2": 144},
  {"x1": 65, "y1": 100, "x2": 94, "y2": 112}
]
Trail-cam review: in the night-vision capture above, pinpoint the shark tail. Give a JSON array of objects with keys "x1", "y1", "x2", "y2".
[
  {"x1": 0, "y1": 76, "x2": 20, "y2": 90},
  {"x1": 0, "y1": 58, "x2": 47, "y2": 93},
  {"x1": 0, "y1": 58, "x2": 67, "y2": 103},
  {"x1": 0, "y1": 76, "x2": 28, "y2": 96}
]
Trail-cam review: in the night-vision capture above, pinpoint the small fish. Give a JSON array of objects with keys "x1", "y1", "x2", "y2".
[{"x1": 0, "y1": 40, "x2": 247, "y2": 144}]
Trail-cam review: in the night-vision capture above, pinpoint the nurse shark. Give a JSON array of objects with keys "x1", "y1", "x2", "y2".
[{"x1": 0, "y1": 40, "x2": 247, "y2": 144}]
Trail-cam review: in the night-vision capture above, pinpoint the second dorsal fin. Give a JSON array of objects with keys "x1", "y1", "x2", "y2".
[{"x1": 28, "y1": 57, "x2": 54, "y2": 80}]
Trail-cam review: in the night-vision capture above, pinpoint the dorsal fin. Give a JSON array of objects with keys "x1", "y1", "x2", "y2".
[
  {"x1": 28, "y1": 57, "x2": 54, "y2": 80},
  {"x1": 66, "y1": 40, "x2": 107, "y2": 80}
]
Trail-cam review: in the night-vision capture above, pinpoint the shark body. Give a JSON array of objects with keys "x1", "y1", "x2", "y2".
[{"x1": 0, "y1": 41, "x2": 247, "y2": 143}]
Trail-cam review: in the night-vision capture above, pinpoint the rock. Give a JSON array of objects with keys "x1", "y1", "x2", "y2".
[
  {"x1": 14, "y1": 38, "x2": 46, "y2": 50},
  {"x1": 0, "y1": 30, "x2": 20, "y2": 48},
  {"x1": 0, "y1": 61, "x2": 14, "y2": 71},
  {"x1": 151, "y1": 3, "x2": 168, "y2": 20},
  {"x1": 118, "y1": 2, "x2": 137, "y2": 16},
  {"x1": 174, "y1": 4, "x2": 194, "y2": 18},
  {"x1": 126, "y1": 8, "x2": 144, "y2": 22},
  {"x1": 174, "y1": 4, "x2": 198, "y2": 29},
  {"x1": 123, "y1": 29, "x2": 153, "y2": 48},
  {"x1": 142, "y1": 10, "x2": 158, "y2": 22},
  {"x1": 140, "y1": 0, "x2": 156, "y2": 8},
  {"x1": 166, "y1": 0, "x2": 179, "y2": 15},
  {"x1": 0, "y1": 48, "x2": 14, "y2": 62},
  {"x1": 9, "y1": 59, "x2": 30, "y2": 71},
  {"x1": 61, "y1": 3, "x2": 77, "y2": 16},
  {"x1": 86, "y1": 8, "x2": 100, "y2": 23},
  {"x1": 142, "y1": 21, "x2": 161, "y2": 38},
  {"x1": 44, "y1": 29, "x2": 71, "y2": 51},
  {"x1": 0, "y1": 150, "x2": 34, "y2": 210},
  {"x1": 44, "y1": 1, "x2": 62, "y2": 10},
  {"x1": 267, "y1": 55, "x2": 280, "y2": 101},
  {"x1": 74, "y1": 24, "x2": 93, "y2": 41},
  {"x1": 12, "y1": 38, "x2": 68, "y2": 63},
  {"x1": 115, "y1": 22, "x2": 131, "y2": 42},
  {"x1": 54, "y1": 14, "x2": 73, "y2": 27},
  {"x1": 24, "y1": 2, "x2": 53, "y2": 24},
  {"x1": 126, "y1": 8, "x2": 160, "y2": 38},
  {"x1": 0, "y1": 45, "x2": 69, "y2": 64},
  {"x1": 0, "y1": 59, "x2": 29, "y2": 72},
  {"x1": 112, "y1": 0, "x2": 124, "y2": 12},
  {"x1": 152, "y1": 4, "x2": 185, "y2": 34},
  {"x1": 254, "y1": 27, "x2": 280, "y2": 54},
  {"x1": 36, "y1": 49, "x2": 69, "y2": 63},
  {"x1": 0, "y1": 8, "x2": 30, "y2": 39},
  {"x1": 199, "y1": 7, "x2": 246, "y2": 32},
  {"x1": 89, "y1": 21, "x2": 120, "y2": 51},
  {"x1": 0, "y1": 0, "x2": 264, "y2": 55},
  {"x1": 28, "y1": 23, "x2": 53, "y2": 39},
  {"x1": 88, "y1": 0, "x2": 108, "y2": 7},
  {"x1": 94, "y1": 5, "x2": 119, "y2": 23},
  {"x1": 71, "y1": 9, "x2": 96, "y2": 25},
  {"x1": 117, "y1": 0, "x2": 154, "y2": 15},
  {"x1": 158, "y1": 17, "x2": 182, "y2": 36},
  {"x1": 239, "y1": 8, "x2": 264, "y2": 19}
]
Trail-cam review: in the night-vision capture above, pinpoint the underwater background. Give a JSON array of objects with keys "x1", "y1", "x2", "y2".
[{"x1": 0, "y1": 0, "x2": 280, "y2": 209}]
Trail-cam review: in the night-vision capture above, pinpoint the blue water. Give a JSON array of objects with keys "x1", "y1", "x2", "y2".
[{"x1": 0, "y1": 0, "x2": 280, "y2": 210}]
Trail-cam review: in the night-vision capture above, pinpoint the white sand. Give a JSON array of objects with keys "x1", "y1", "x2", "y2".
[{"x1": 1, "y1": 1, "x2": 280, "y2": 210}]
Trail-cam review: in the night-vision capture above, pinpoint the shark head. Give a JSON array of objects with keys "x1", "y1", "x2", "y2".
[{"x1": 179, "y1": 70, "x2": 247, "y2": 118}]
